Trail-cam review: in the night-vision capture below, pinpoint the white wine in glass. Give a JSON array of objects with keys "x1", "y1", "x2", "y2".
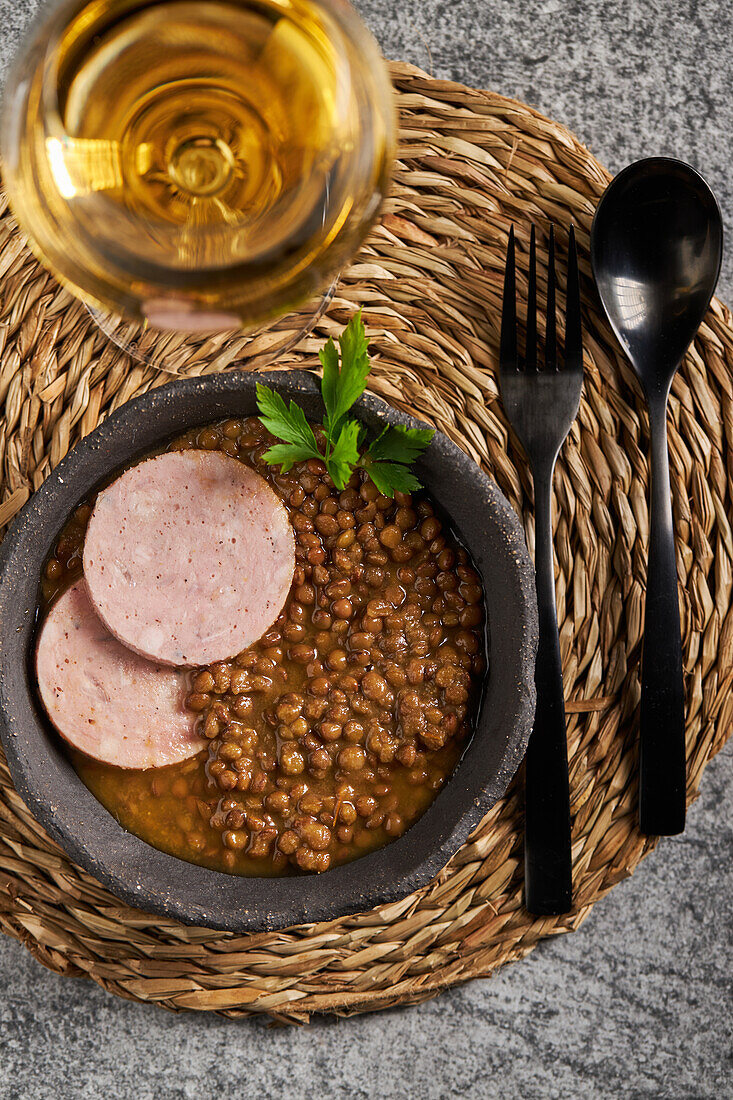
[{"x1": 1, "y1": 0, "x2": 394, "y2": 351}]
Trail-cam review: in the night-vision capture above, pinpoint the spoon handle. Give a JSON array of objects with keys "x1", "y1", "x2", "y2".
[
  {"x1": 524, "y1": 465, "x2": 572, "y2": 914},
  {"x1": 639, "y1": 401, "x2": 686, "y2": 835}
]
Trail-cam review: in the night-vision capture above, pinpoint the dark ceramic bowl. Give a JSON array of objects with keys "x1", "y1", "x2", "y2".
[{"x1": 0, "y1": 371, "x2": 537, "y2": 932}]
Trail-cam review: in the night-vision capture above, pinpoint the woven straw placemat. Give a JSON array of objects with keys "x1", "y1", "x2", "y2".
[{"x1": 0, "y1": 62, "x2": 731, "y2": 1022}]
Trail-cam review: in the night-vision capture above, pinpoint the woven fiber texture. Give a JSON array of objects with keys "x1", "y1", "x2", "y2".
[{"x1": 0, "y1": 63, "x2": 731, "y2": 1022}]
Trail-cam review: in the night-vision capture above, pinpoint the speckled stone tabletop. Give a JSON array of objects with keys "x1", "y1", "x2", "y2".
[{"x1": 0, "y1": 2, "x2": 731, "y2": 1097}]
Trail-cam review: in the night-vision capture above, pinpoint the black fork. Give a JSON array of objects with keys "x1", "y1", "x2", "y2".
[{"x1": 498, "y1": 224, "x2": 583, "y2": 915}]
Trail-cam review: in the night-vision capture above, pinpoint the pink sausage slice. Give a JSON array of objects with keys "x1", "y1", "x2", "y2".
[
  {"x1": 83, "y1": 450, "x2": 295, "y2": 666},
  {"x1": 36, "y1": 580, "x2": 205, "y2": 769}
]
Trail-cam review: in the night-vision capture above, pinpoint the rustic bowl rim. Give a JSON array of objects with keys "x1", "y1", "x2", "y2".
[{"x1": 0, "y1": 369, "x2": 537, "y2": 932}]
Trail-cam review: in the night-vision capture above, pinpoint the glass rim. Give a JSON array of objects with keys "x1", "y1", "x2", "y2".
[{"x1": 0, "y1": 0, "x2": 397, "y2": 328}]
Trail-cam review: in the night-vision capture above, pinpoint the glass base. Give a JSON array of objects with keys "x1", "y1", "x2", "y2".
[{"x1": 86, "y1": 280, "x2": 337, "y2": 374}]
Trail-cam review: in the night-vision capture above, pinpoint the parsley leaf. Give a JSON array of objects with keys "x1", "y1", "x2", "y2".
[
  {"x1": 254, "y1": 385, "x2": 319, "y2": 462},
  {"x1": 257, "y1": 315, "x2": 434, "y2": 498},
  {"x1": 318, "y1": 337, "x2": 340, "y2": 429},
  {"x1": 261, "y1": 442, "x2": 317, "y2": 473},
  {"x1": 360, "y1": 424, "x2": 435, "y2": 496},
  {"x1": 326, "y1": 419, "x2": 361, "y2": 490},
  {"x1": 320, "y1": 310, "x2": 370, "y2": 435},
  {"x1": 366, "y1": 425, "x2": 435, "y2": 465},
  {"x1": 363, "y1": 461, "x2": 424, "y2": 498}
]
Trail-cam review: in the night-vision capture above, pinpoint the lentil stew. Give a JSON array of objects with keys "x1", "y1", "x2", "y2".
[{"x1": 39, "y1": 415, "x2": 487, "y2": 876}]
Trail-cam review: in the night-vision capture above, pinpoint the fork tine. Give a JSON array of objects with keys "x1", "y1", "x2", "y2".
[
  {"x1": 525, "y1": 224, "x2": 537, "y2": 370},
  {"x1": 500, "y1": 225, "x2": 518, "y2": 370},
  {"x1": 564, "y1": 224, "x2": 582, "y2": 368},
  {"x1": 545, "y1": 224, "x2": 557, "y2": 369}
]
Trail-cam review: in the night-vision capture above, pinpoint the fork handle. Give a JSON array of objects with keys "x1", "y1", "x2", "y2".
[
  {"x1": 524, "y1": 465, "x2": 573, "y2": 915},
  {"x1": 639, "y1": 400, "x2": 686, "y2": 835}
]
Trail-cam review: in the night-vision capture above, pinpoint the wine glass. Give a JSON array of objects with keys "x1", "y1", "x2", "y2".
[{"x1": 0, "y1": 0, "x2": 395, "y2": 371}]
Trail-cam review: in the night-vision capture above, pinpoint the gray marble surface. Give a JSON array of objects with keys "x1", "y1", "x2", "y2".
[{"x1": 0, "y1": 1, "x2": 732, "y2": 1097}]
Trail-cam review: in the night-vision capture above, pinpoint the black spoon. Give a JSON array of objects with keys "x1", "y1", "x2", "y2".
[{"x1": 591, "y1": 157, "x2": 723, "y2": 835}]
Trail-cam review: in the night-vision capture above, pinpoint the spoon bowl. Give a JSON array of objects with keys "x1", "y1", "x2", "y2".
[
  {"x1": 591, "y1": 157, "x2": 723, "y2": 390},
  {"x1": 591, "y1": 157, "x2": 723, "y2": 836}
]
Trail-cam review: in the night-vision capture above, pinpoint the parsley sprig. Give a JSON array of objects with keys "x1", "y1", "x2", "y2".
[{"x1": 256, "y1": 313, "x2": 434, "y2": 495}]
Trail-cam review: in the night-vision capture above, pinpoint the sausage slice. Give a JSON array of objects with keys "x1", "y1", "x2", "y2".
[
  {"x1": 36, "y1": 580, "x2": 205, "y2": 769},
  {"x1": 83, "y1": 450, "x2": 295, "y2": 666}
]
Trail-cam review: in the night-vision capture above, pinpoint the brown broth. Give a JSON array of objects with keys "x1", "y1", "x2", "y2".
[{"x1": 39, "y1": 416, "x2": 487, "y2": 876}]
